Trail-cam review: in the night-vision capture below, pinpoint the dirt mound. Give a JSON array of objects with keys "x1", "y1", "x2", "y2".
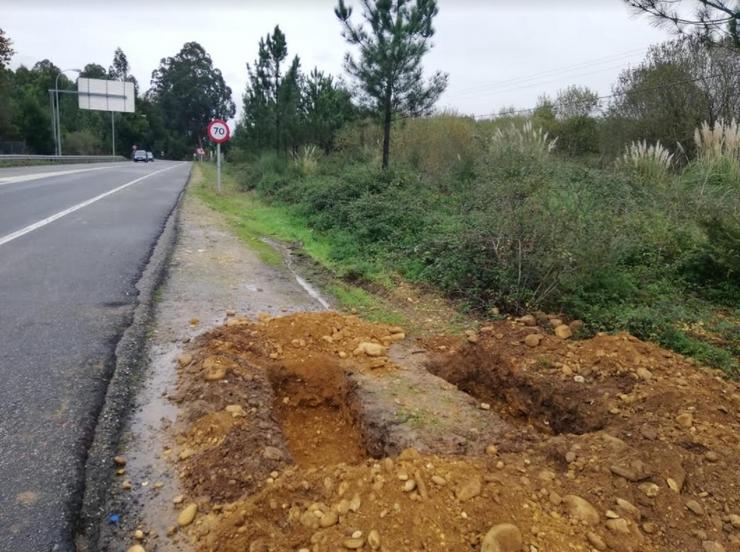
[{"x1": 160, "y1": 312, "x2": 740, "y2": 552}]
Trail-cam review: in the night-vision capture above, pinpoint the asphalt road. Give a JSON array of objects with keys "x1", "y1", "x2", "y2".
[{"x1": 0, "y1": 161, "x2": 190, "y2": 551}]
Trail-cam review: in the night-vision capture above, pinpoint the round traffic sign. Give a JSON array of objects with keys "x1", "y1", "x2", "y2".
[{"x1": 207, "y1": 119, "x2": 231, "y2": 144}]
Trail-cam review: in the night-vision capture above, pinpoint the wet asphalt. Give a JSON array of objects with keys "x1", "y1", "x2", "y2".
[{"x1": 0, "y1": 161, "x2": 190, "y2": 551}]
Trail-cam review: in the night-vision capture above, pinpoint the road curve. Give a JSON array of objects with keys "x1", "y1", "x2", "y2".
[{"x1": 0, "y1": 161, "x2": 190, "y2": 551}]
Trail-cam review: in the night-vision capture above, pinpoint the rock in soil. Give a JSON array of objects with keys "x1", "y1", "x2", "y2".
[{"x1": 481, "y1": 523, "x2": 523, "y2": 552}]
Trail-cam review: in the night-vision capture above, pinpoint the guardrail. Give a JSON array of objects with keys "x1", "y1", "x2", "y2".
[{"x1": 0, "y1": 154, "x2": 127, "y2": 163}]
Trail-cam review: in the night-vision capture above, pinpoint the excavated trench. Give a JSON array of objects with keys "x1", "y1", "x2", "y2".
[
  {"x1": 425, "y1": 345, "x2": 631, "y2": 435},
  {"x1": 267, "y1": 357, "x2": 371, "y2": 467}
]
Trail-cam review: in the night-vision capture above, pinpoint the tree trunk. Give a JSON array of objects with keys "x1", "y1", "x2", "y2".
[
  {"x1": 382, "y1": 91, "x2": 392, "y2": 170},
  {"x1": 275, "y1": 63, "x2": 281, "y2": 156}
]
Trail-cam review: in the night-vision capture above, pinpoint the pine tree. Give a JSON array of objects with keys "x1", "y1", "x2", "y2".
[
  {"x1": 242, "y1": 26, "x2": 291, "y2": 155},
  {"x1": 109, "y1": 47, "x2": 129, "y2": 79},
  {"x1": 335, "y1": 0, "x2": 448, "y2": 168},
  {"x1": 303, "y1": 69, "x2": 355, "y2": 152},
  {"x1": 277, "y1": 56, "x2": 302, "y2": 153},
  {"x1": 267, "y1": 27, "x2": 288, "y2": 154},
  {"x1": 0, "y1": 28, "x2": 14, "y2": 70},
  {"x1": 625, "y1": 1, "x2": 740, "y2": 47}
]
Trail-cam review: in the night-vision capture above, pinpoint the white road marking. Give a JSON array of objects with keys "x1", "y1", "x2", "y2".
[
  {"x1": 0, "y1": 164, "x2": 129, "y2": 187},
  {"x1": 0, "y1": 164, "x2": 181, "y2": 247}
]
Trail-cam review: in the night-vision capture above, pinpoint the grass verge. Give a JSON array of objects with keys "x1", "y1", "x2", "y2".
[{"x1": 189, "y1": 162, "x2": 415, "y2": 327}]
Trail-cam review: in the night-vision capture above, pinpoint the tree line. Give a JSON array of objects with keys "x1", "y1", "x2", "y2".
[
  {"x1": 0, "y1": 0, "x2": 448, "y2": 165},
  {"x1": 1, "y1": 0, "x2": 737, "y2": 162},
  {"x1": 0, "y1": 31, "x2": 234, "y2": 159}
]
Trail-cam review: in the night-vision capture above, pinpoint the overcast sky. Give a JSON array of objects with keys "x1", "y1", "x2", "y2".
[{"x1": 4, "y1": 0, "x2": 673, "y2": 119}]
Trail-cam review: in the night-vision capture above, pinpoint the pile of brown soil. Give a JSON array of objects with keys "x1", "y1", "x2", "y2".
[{"x1": 161, "y1": 312, "x2": 740, "y2": 552}]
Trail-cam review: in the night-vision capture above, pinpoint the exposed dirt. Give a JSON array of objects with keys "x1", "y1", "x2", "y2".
[
  {"x1": 110, "y1": 168, "x2": 740, "y2": 552},
  {"x1": 157, "y1": 311, "x2": 740, "y2": 552},
  {"x1": 97, "y1": 190, "x2": 327, "y2": 552},
  {"x1": 269, "y1": 358, "x2": 367, "y2": 467}
]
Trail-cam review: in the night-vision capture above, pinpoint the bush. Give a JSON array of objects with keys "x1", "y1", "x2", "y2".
[
  {"x1": 228, "y1": 116, "x2": 739, "y2": 373},
  {"x1": 291, "y1": 145, "x2": 320, "y2": 177},
  {"x1": 63, "y1": 130, "x2": 103, "y2": 155},
  {"x1": 616, "y1": 140, "x2": 675, "y2": 185}
]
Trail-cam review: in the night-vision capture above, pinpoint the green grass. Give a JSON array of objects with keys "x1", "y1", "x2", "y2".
[
  {"x1": 327, "y1": 282, "x2": 406, "y2": 325},
  {"x1": 191, "y1": 163, "x2": 322, "y2": 266},
  {"x1": 192, "y1": 154, "x2": 738, "y2": 377},
  {"x1": 191, "y1": 162, "x2": 408, "y2": 324}
]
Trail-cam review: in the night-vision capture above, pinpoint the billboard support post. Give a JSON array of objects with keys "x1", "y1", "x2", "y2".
[
  {"x1": 54, "y1": 69, "x2": 81, "y2": 155},
  {"x1": 49, "y1": 91, "x2": 57, "y2": 155},
  {"x1": 111, "y1": 112, "x2": 116, "y2": 156}
]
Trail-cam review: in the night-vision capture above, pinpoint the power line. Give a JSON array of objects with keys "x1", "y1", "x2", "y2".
[
  {"x1": 447, "y1": 47, "x2": 650, "y2": 98},
  {"x1": 470, "y1": 70, "x2": 730, "y2": 121},
  {"x1": 446, "y1": 63, "x2": 633, "y2": 102}
]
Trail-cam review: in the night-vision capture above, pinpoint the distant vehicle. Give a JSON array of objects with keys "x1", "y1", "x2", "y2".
[
  {"x1": 146, "y1": 151, "x2": 154, "y2": 162},
  {"x1": 133, "y1": 150, "x2": 147, "y2": 162}
]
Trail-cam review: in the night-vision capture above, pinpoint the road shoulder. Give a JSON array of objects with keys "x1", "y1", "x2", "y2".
[
  {"x1": 91, "y1": 180, "x2": 325, "y2": 551},
  {"x1": 76, "y1": 167, "x2": 189, "y2": 551}
]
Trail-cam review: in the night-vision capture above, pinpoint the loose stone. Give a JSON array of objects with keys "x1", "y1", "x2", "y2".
[
  {"x1": 177, "y1": 503, "x2": 198, "y2": 527},
  {"x1": 563, "y1": 495, "x2": 600, "y2": 525},
  {"x1": 480, "y1": 523, "x2": 523, "y2": 552}
]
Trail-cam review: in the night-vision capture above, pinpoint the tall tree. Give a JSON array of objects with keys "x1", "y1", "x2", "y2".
[
  {"x1": 555, "y1": 85, "x2": 600, "y2": 119},
  {"x1": 149, "y1": 42, "x2": 235, "y2": 151},
  {"x1": 603, "y1": 40, "x2": 708, "y2": 154},
  {"x1": 625, "y1": 0, "x2": 740, "y2": 47},
  {"x1": 109, "y1": 47, "x2": 130, "y2": 79},
  {"x1": 0, "y1": 29, "x2": 15, "y2": 143},
  {"x1": 276, "y1": 55, "x2": 302, "y2": 152},
  {"x1": 108, "y1": 47, "x2": 139, "y2": 95},
  {"x1": 267, "y1": 27, "x2": 288, "y2": 153},
  {"x1": 241, "y1": 37, "x2": 276, "y2": 152},
  {"x1": 80, "y1": 63, "x2": 108, "y2": 79},
  {"x1": 240, "y1": 28, "x2": 286, "y2": 153},
  {"x1": 335, "y1": 0, "x2": 448, "y2": 169},
  {"x1": 0, "y1": 28, "x2": 13, "y2": 70},
  {"x1": 240, "y1": 27, "x2": 325, "y2": 155},
  {"x1": 302, "y1": 69, "x2": 356, "y2": 152}
]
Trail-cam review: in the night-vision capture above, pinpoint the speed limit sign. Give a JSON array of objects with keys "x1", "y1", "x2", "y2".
[{"x1": 207, "y1": 119, "x2": 231, "y2": 144}]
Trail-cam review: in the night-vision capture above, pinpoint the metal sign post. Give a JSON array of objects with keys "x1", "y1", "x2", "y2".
[
  {"x1": 216, "y1": 143, "x2": 222, "y2": 192},
  {"x1": 207, "y1": 119, "x2": 231, "y2": 193}
]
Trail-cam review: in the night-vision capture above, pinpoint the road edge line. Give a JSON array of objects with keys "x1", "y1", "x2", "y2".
[{"x1": 0, "y1": 164, "x2": 129, "y2": 187}]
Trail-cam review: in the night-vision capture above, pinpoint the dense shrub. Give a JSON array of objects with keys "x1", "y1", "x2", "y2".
[{"x1": 231, "y1": 117, "x2": 739, "y2": 373}]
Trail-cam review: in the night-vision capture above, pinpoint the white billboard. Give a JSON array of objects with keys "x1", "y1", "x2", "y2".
[{"x1": 77, "y1": 78, "x2": 135, "y2": 113}]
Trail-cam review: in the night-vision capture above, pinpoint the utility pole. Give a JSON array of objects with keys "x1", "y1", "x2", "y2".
[
  {"x1": 49, "y1": 90, "x2": 57, "y2": 155},
  {"x1": 53, "y1": 68, "x2": 82, "y2": 156}
]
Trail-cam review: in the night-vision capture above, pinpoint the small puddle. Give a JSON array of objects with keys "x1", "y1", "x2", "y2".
[
  {"x1": 268, "y1": 358, "x2": 368, "y2": 467},
  {"x1": 107, "y1": 343, "x2": 190, "y2": 550}
]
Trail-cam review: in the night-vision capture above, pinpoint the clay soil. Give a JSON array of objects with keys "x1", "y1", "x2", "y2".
[{"x1": 157, "y1": 311, "x2": 740, "y2": 552}]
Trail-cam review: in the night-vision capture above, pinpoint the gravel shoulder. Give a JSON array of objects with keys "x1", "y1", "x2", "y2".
[{"x1": 94, "y1": 187, "x2": 325, "y2": 551}]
